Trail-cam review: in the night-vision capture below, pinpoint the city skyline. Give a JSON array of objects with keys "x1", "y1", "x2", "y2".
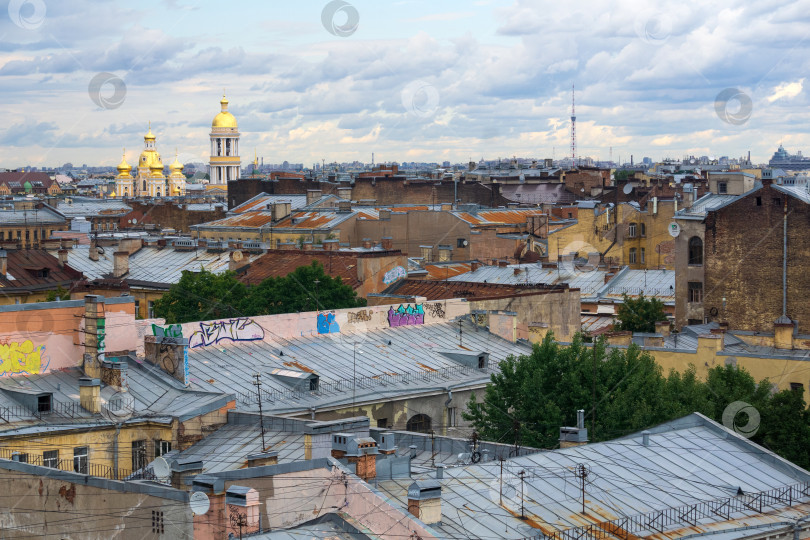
[{"x1": 1, "y1": 0, "x2": 809, "y2": 168}]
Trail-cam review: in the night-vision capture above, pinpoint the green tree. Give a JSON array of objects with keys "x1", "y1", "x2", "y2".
[
  {"x1": 463, "y1": 333, "x2": 810, "y2": 469},
  {"x1": 242, "y1": 261, "x2": 365, "y2": 315},
  {"x1": 153, "y1": 269, "x2": 248, "y2": 323},
  {"x1": 43, "y1": 286, "x2": 70, "y2": 302},
  {"x1": 154, "y1": 261, "x2": 366, "y2": 323},
  {"x1": 614, "y1": 293, "x2": 666, "y2": 333}
]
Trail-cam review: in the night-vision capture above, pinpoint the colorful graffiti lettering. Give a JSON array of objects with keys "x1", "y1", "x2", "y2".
[
  {"x1": 317, "y1": 312, "x2": 340, "y2": 334},
  {"x1": 188, "y1": 318, "x2": 265, "y2": 348},
  {"x1": 388, "y1": 304, "x2": 424, "y2": 327},
  {"x1": 0, "y1": 340, "x2": 48, "y2": 376},
  {"x1": 382, "y1": 265, "x2": 407, "y2": 285},
  {"x1": 152, "y1": 324, "x2": 183, "y2": 338},
  {"x1": 347, "y1": 310, "x2": 372, "y2": 324}
]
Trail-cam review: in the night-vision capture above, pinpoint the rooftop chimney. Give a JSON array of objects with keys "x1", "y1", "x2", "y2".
[
  {"x1": 306, "y1": 190, "x2": 322, "y2": 206},
  {"x1": 89, "y1": 241, "x2": 99, "y2": 262},
  {"x1": 57, "y1": 249, "x2": 68, "y2": 268},
  {"x1": 322, "y1": 239, "x2": 339, "y2": 251},
  {"x1": 0, "y1": 250, "x2": 7, "y2": 278},
  {"x1": 642, "y1": 430, "x2": 650, "y2": 447},
  {"x1": 112, "y1": 251, "x2": 128, "y2": 278},
  {"x1": 774, "y1": 316, "x2": 794, "y2": 350},
  {"x1": 79, "y1": 377, "x2": 101, "y2": 413},
  {"x1": 408, "y1": 481, "x2": 442, "y2": 525},
  {"x1": 560, "y1": 409, "x2": 588, "y2": 448},
  {"x1": 381, "y1": 237, "x2": 393, "y2": 250},
  {"x1": 655, "y1": 320, "x2": 671, "y2": 337},
  {"x1": 471, "y1": 261, "x2": 480, "y2": 272},
  {"x1": 362, "y1": 238, "x2": 372, "y2": 249}
]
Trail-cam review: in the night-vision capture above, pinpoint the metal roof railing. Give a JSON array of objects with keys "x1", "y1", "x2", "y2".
[{"x1": 533, "y1": 481, "x2": 810, "y2": 540}]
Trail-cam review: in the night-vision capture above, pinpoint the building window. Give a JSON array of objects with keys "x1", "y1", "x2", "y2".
[
  {"x1": 16, "y1": 230, "x2": 20, "y2": 239},
  {"x1": 688, "y1": 236, "x2": 703, "y2": 265},
  {"x1": 640, "y1": 223, "x2": 646, "y2": 237},
  {"x1": 377, "y1": 418, "x2": 388, "y2": 428},
  {"x1": 43, "y1": 450, "x2": 58, "y2": 468},
  {"x1": 73, "y1": 447, "x2": 88, "y2": 474},
  {"x1": 629, "y1": 247, "x2": 637, "y2": 264},
  {"x1": 790, "y1": 382, "x2": 804, "y2": 393},
  {"x1": 406, "y1": 414, "x2": 432, "y2": 433},
  {"x1": 568, "y1": 212, "x2": 573, "y2": 218},
  {"x1": 154, "y1": 440, "x2": 171, "y2": 458},
  {"x1": 132, "y1": 440, "x2": 147, "y2": 472},
  {"x1": 16, "y1": 453, "x2": 28, "y2": 463},
  {"x1": 773, "y1": 197, "x2": 781, "y2": 206},
  {"x1": 628, "y1": 223, "x2": 637, "y2": 238},
  {"x1": 147, "y1": 301, "x2": 155, "y2": 319},
  {"x1": 152, "y1": 511, "x2": 164, "y2": 534},
  {"x1": 756, "y1": 197, "x2": 762, "y2": 206},
  {"x1": 640, "y1": 247, "x2": 645, "y2": 263},
  {"x1": 37, "y1": 394, "x2": 51, "y2": 413},
  {"x1": 33, "y1": 230, "x2": 37, "y2": 240},
  {"x1": 718, "y1": 182, "x2": 728, "y2": 194},
  {"x1": 688, "y1": 282, "x2": 703, "y2": 303},
  {"x1": 447, "y1": 407, "x2": 458, "y2": 427},
  {"x1": 6, "y1": 231, "x2": 10, "y2": 240},
  {"x1": 134, "y1": 300, "x2": 140, "y2": 317}
]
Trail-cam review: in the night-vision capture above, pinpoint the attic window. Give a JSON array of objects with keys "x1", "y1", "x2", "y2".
[
  {"x1": 36, "y1": 269, "x2": 50, "y2": 278},
  {"x1": 37, "y1": 394, "x2": 51, "y2": 413}
]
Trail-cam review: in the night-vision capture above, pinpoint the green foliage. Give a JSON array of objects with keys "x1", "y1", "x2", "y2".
[
  {"x1": 43, "y1": 286, "x2": 70, "y2": 302},
  {"x1": 615, "y1": 293, "x2": 666, "y2": 333},
  {"x1": 464, "y1": 332, "x2": 810, "y2": 469},
  {"x1": 154, "y1": 261, "x2": 366, "y2": 324}
]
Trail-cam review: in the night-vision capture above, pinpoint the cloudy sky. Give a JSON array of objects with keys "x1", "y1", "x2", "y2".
[{"x1": 1, "y1": 0, "x2": 809, "y2": 169}]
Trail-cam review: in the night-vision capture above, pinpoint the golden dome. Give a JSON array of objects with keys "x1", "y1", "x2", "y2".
[
  {"x1": 117, "y1": 150, "x2": 131, "y2": 173},
  {"x1": 212, "y1": 93, "x2": 238, "y2": 129},
  {"x1": 144, "y1": 122, "x2": 156, "y2": 141},
  {"x1": 149, "y1": 156, "x2": 164, "y2": 177}
]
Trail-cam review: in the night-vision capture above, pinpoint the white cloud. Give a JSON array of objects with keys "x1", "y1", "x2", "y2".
[{"x1": 767, "y1": 79, "x2": 804, "y2": 103}]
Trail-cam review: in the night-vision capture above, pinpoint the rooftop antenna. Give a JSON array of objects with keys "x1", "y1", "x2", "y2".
[{"x1": 252, "y1": 373, "x2": 266, "y2": 450}]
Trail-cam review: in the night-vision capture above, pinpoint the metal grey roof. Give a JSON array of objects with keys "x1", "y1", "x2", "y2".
[
  {"x1": 49, "y1": 245, "x2": 263, "y2": 284},
  {"x1": 377, "y1": 413, "x2": 810, "y2": 540},
  {"x1": 0, "y1": 359, "x2": 231, "y2": 430},
  {"x1": 676, "y1": 193, "x2": 742, "y2": 218},
  {"x1": 447, "y1": 263, "x2": 607, "y2": 296},
  {"x1": 773, "y1": 183, "x2": 810, "y2": 205},
  {"x1": 56, "y1": 199, "x2": 132, "y2": 217},
  {"x1": 186, "y1": 318, "x2": 532, "y2": 415},
  {"x1": 598, "y1": 268, "x2": 675, "y2": 304},
  {"x1": 229, "y1": 193, "x2": 308, "y2": 214},
  {"x1": 0, "y1": 206, "x2": 65, "y2": 225}
]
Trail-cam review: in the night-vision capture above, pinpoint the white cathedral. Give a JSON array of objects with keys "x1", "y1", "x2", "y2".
[{"x1": 115, "y1": 93, "x2": 241, "y2": 198}]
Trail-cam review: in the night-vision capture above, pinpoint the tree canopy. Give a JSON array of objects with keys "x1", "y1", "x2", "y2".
[
  {"x1": 464, "y1": 332, "x2": 810, "y2": 469},
  {"x1": 153, "y1": 261, "x2": 366, "y2": 324},
  {"x1": 614, "y1": 293, "x2": 666, "y2": 333}
]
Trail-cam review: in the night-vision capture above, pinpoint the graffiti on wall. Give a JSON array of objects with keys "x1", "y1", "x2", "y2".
[
  {"x1": 382, "y1": 266, "x2": 407, "y2": 285},
  {"x1": 97, "y1": 318, "x2": 106, "y2": 363},
  {"x1": 317, "y1": 312, "x2": 340, "y2": 334},
  {"x1": 188, "y1": 318, "x2": 265, "y2": 348},
  {"x1": 152, "y1": 324, "x2": 183, "y2": 338},
  {"x1": 0, "y1": 340, "x2": 49, "y2": 376},
  {"x1": 347, "y1": 310, "x2": 372, "y2": 324},
  {"x1": 424, "y1": 302, "x2": 446, "y2": 319},
  {"x1": 388, "y1": 304, "x2": 424, "y2": 327}
]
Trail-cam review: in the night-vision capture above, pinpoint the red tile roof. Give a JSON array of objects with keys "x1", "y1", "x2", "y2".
[
  {"x1": 382, "y1": 278, "x2": 565, "y2": 300},
  {"x1": 238, "y1": 249, "x2": 402, "y2": 290},
  {"x1": 0, "y1": 250, "x2": 84, "y2": 289}
]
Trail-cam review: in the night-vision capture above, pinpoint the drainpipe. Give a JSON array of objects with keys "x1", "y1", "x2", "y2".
[
  {"x1": 113, "y1": 423, "x2": 121, "y2": 480},
  {"x1": 444, "y1": 388, "x2": 453, "y2": 408},
  {"x1": 783, "y1": 197, "x2": 788, "y2": 317}
]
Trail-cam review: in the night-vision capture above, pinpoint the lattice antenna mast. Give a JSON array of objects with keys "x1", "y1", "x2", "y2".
[{"x1": 571, "y1": 83, "x2": 577, "y2": 167}]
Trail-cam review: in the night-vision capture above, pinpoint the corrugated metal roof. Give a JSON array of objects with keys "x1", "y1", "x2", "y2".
[
  {"x1": 0, "y1": 206, "x2": 65, "y2": 225},
  {"x1": 230, "y1": 194, "x2": 308, "y2": 214},
  {"x1": 49, "y1": 245, "x2": 263, "y2": 284},
  {"x1": 56, "y1": 199, "x2": 131, "y2": 217},
  {"x1": 600, "y1": 268, "x2": 675, "y2": 303},
  {"x1": 677, "y1": 193, "x2": 741, "y2": 218},
  {"x1": 377, "y1": 413, "x2": 810, "y2": 539},
  {"x1": 187, "y1": 318, "x2": 532, "y2": 415},
  {"x1": 448, "y1": 263, "x2": 607, "y2": 296}
]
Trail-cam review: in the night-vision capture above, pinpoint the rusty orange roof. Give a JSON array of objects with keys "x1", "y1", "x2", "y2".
[
  {"x1": 194, "y1": 211, "x2": 277, "y2": 229},
  {"x1": 422, "y1": 262, "x2": 473, "y2": 280}
]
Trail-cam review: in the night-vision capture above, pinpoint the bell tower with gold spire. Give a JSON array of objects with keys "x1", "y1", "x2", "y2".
[
  {"x1": 168, "y1": 150, "x2": 186, "y2": 196},
  {"x1": 208, "y1": 92, "x2": 241, "y2": 185}
]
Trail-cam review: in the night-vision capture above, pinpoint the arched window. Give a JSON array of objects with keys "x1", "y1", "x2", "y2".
[
  {"x1": 142, "y1": 180, "x2": 147, "y2": 191},
  {"x1": 406, "y1": 414, "x2": 432, "y2": 433},
  {"x1": 688, "y1": 236, "x2": 703, "y2": 265}
]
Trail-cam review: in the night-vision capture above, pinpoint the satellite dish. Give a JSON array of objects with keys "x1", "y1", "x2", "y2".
[
  {"x1": 152, "y1": 456, "x2": 170, "y2": 482},
  {"x1": 623, "y1": 183, "x2": 633, "y2": 195},
  {"x1": 190, "y1": 491, "x2": 210, "y2": 516},
  {"x1": 132, "y1": 218, "x2": 138, "y2": 225},
  {"x1": 668, "y1": 222, "x2": 681, "y2": 238}
]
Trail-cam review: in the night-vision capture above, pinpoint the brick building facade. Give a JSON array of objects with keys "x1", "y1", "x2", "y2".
[{"x1": 704, "y1": 177, "x2": 810, "y2": 333}]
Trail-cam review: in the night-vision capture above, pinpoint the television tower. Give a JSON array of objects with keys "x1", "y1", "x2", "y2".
[{"x1": 570, "y1": 84, "x2": 577, "y2": 167}]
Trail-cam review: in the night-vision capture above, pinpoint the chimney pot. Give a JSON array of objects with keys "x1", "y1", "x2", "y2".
[
  {"x1": 112, "y1": 251, "x2": 128, "y2": 278},
  {"x1": 642, "y1": 430, "x2": 650, "y2": 447}
]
